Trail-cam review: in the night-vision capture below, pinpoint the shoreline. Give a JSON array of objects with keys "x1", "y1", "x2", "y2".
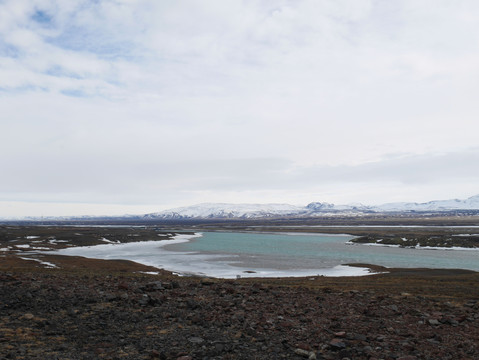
[
  {"x1": 346, "y1": 240, "x2": 479, "y2": 251},
  {"x1": 46, "y1": 233, "x2": 376, "y2": 279},
  {"x1": 349, "y1": 233, "x2": 479, "y2": 250},
  {"x1": 2, "y1": 224, "x2": 479, "y2": 358},
  {"x1": 3, "y1": 225, "x2": 479, "y2": 278}
]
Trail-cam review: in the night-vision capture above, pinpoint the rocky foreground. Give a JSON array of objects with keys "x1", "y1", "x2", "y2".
[
  {"x1": 1, "y1": 257, "x2": 479, "y2": 360},
  {"x1": 1, "y1": 225, "x2": 479, "y2": 359}
]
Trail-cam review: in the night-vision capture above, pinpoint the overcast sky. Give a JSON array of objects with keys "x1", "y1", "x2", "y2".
[{"x1": 1, "y1": 0, "x2": 479, "y2": 217}]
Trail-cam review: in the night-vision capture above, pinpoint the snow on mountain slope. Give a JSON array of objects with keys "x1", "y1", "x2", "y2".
[
  {"x1": 373, "y1": 195, "x2": 479, "y2": 212},
  {"x1": 144, "y1": 203, "x2": 305, "y2": 219},
  {"x1": 4, "y1": 195, "x2": 478, "y2": 221},
  {"x1": 145, "y1": 195, "x2": 479, "y2": 219}
]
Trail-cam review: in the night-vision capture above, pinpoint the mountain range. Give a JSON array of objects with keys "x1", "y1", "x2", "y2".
[
  {"x1": 142, "y1": 194, "x2": 479, "y2": 220},
  {"x1": 3, "y1": 195, "x2": 479, "y2": 221}
]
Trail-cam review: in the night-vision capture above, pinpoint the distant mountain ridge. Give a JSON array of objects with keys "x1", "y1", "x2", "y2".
[
  {"x1": 142, "y1": 203, "x2": 304, "y2": 220},
  {"x1": 373, "y1": 195, "x2": 479, "y2": 212},
  {"x1": 3, "y1": 195, "x2": 479, "y2": 221},
  {"x1": 143, "y1": 195, "x2": 479, "y2": 220}
]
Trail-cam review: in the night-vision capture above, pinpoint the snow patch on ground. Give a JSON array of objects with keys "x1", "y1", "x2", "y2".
[
  {"x1": 100, "y1": 237, "x2": 120, "y2": 244},
  {"x1": 19, "y1": 257, "x2": 57, "y2": 268},
  {"x1": 49, "y1": 239, "x2": 69, "y2": 244}
]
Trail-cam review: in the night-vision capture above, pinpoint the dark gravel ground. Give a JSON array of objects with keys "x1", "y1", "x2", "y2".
[
  {"x1": 1, "y1": 225, "x2": 479, "y2": 359},
  {"x1": 1, "y1": 264, "x2": 478, "y2": 360}
]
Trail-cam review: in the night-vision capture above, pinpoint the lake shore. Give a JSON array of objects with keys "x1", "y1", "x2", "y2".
[
  {"x1": 1, "y1": 224, "x2": 479, "y2": 359},
  {"x1": 2, "y1": 224, "x2": 479, "y2": 275},
  {"x1": 5, "y1": 225, "x2": 479, "y2": 277}
]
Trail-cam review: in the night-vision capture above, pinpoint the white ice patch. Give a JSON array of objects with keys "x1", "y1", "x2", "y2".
[
  {"x1": 19, "y1": 257, "x2": 57, "y2": 268},
  {"x1": 49, "y1": 239, "x2": 69, "y2": 244},
  {"x1": 26, "y1": 236, "x2": 40, "y2": 239},
  {"x1": 414, "y1": 246, "x2": 479, "y2": 251},
  {"x1": 353, "y1": 242, "x2": 479, "y2": 251},
  {"x1": 357, "y1": 243, "x2": 401, "y2": 248},
  {"x1": 16, "y1": 244, "x2": 31, "y2": 248},
  {"x1": 100, "y1": 237, "x2": 120, "y2": 244}
]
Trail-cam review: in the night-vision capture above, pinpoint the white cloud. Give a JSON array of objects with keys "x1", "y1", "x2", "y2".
[{"x1": 1, "y1": 0, "x2": 478, "y2": 216}]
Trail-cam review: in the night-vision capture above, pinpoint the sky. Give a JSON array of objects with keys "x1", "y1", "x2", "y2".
[{"x1": 1, "y1": 0, "x2": 479, "y2": 217}]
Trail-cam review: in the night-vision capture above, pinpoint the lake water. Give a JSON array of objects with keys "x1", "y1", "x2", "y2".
[
  {"x1": 165, "y1": 232, "x2": 479, "y2": 271},
  {"x1": 52, "y1": 231, "x2": 479, "y2": 278}
]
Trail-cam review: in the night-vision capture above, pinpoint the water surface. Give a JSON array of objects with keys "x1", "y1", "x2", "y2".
[
  {"x1": 165, "y1": 232, "x2": 479, "y2": 271},
  {"x1": 52, "y1": 231, "x2": 479, "y2": 278}
]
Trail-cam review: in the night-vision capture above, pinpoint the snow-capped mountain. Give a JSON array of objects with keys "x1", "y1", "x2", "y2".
[
  {"x1": 143, "y1": 203, "x2": 304, "y2": 219},
  {"x1": 372, "y1": 195, "x2": 479, "y2": 212},
  {"x1": 3, "y1": 195, "x2": 478, "y2": 222},
  {"x1": 143, "y1": 195, "x2": 479, "y2": 220}
]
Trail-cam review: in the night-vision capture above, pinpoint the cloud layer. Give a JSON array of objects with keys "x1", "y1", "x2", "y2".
[{"x1": 1, "y1": 0, "x2": 478, "y2": 216}]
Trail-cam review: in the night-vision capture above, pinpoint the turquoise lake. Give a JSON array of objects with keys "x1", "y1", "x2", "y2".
[
  {"x1": 164, "y1": 232, "x2": 479, "y2": 272},
  {"x1": 53, "y1": 231, "x2": 479, "y2": 278}
]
